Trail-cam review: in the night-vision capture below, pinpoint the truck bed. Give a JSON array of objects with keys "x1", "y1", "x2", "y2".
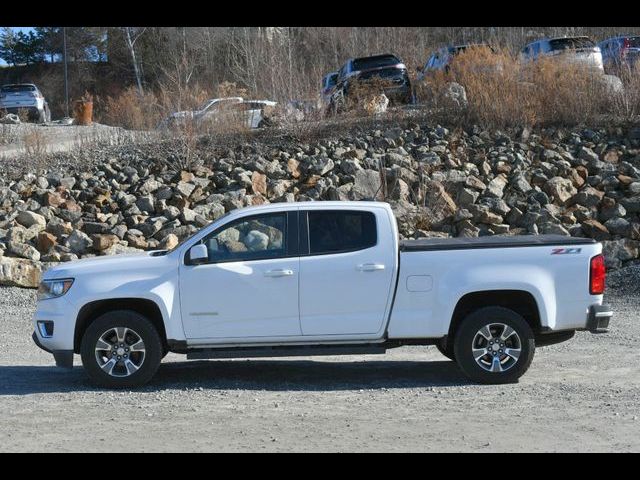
[{"x1": 400, "y1": 235, "x2": 595, "y2": 252}]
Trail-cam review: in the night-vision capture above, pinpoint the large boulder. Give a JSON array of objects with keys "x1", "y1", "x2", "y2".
[
  {"x1": 251, "y1": 171, "x2": 268, "y2": 195},
  {"x1": 8, "y1": 242, "x2": 41, "y2": 261},
  {"x1": 423, "y1": 180, "x2": 457, "y2": 226},
  {"x1": 244, "y1": 230, "x2": 269, "y2": 251},
  {"x1": 16, "y1": 211, "x2": 46, "y2": 229},
  {"x1": 0, "y1": 257, "x2": 43, "y2": 287},
  {"x1": 65, "y1": 230, "x2": 93, "y2": 254},
  {"x1": 350, "y1": 169, "x2": 383, "y2": 201},
  {"x1": 581, "y1": 219, "x2": 611, "y2": 241},
  {"x1": 544, "y1": 177, "x2": 577, "y2": 205}
]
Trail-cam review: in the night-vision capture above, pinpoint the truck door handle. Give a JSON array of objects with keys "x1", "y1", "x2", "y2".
[
  {"x1": 264, "y1": 269, "x2": 294, "y2": 277},
  {"x1": 357, "y1": 263, "x2": 385, "y2": 272}
]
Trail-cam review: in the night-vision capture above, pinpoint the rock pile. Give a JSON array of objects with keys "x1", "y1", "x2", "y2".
[{"x1": 2, "y1": 121, "x2": 640, "y2": 287}]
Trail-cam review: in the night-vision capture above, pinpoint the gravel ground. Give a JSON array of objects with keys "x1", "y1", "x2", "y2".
[{"x1": 1, "y1": 271, "x2": 639, "y2": 452}]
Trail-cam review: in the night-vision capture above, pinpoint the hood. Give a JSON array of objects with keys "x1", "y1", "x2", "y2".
[
  {"x1": 43, "y1": 250, "x2": 168, "y2": 280},
  {"x1": 168, "y1": 110, "x2": 196, "y2": 119}
]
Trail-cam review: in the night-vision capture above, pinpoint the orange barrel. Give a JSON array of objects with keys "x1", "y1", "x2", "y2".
[{"x1": 73, "y1": 100, "x2": 93, "y2": 126}]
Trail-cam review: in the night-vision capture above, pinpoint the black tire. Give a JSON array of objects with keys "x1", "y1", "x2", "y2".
[
  {"x1": 436, "y1": 337, "x2": 455, "y2": 361},
  {"x1": 80, "y1": 310, "x2": 163, "y2": 389},
  {"x1": 453, "y1": 306, "x2": 535, "y2": 385}
]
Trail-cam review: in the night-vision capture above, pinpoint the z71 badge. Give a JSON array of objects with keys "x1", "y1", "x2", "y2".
[{"x1": 551, "y1": 247, "x2": 582, "y2": 255}]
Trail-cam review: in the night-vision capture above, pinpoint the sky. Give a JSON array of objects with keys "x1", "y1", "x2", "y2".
[{"x1": 0, "y1": 27, "x2": 35, "y2": 66}]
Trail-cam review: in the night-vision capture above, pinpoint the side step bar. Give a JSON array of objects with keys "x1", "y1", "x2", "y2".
[{"x1": 186, "y1": 344, "x2": 388, "y2": 360}]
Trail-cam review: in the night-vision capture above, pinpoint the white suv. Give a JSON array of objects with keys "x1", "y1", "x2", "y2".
[
  {"x1": 520, "y1": 37, "x2": 604, "y2": 72},
  {"x1": 0, "y1": 83, "x2": 51, "y2": 123}
]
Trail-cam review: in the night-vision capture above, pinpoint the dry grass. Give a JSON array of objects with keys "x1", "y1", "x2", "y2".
[
  {"x1": 16, "y1": 108, "x2": 31, "y2": 123},
  {"x1": 610, "y1": 64, "x2": 640, "y2": 120},
  {"x1": 101, "y1": 81, "x2": 258, "y2": 134},
  {"x1": 332, "y1": 77, "x2": 400, "y2": 117},
  {"x1": 414, "y1": 46, "x2": 638, "y2": 128},
  {"x1": 0, "y1": 123, "x2": 18, "y2": 146},
  {"x1": 22, "y1": 127, "x2": 47, "y2": 157},
  {"x1": 102, "y1": 87, "x2": 166, "y2": 131}
]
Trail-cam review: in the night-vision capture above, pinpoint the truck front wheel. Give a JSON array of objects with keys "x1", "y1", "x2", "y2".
[
  {"x1": 80, "y1": 310, "x2": 163, "y2": 388},
  {"x1": 436, "y1": 337, "x2": 455, "y2": 361},
  {"x1": 453, "y1": 307, "x2": 535, "y2": 384}
]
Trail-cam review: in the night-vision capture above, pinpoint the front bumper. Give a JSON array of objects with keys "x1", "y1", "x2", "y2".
[
  {"x1": 586, "y1": 304, "x2": 612, "y2": 333},
  {"x1": 32, "y1": 331, "x2": 74, "y2": 368}
]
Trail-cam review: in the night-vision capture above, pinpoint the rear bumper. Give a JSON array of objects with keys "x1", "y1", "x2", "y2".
[
  {"x1": 586, "y1": 304, "x2": 612, "y2": 333},
  {"x1": 1, "y1": 105, "x2": 40, "y2": 113},
  {"x1": 382, "y1": 85, "x2": 412, "y2": 103},
  {"x1": 32, "y1": 331, "x2": 74, "y2": 368}
]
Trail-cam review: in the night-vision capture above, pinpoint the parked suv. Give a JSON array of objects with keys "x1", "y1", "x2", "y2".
[
  {"x1": 0, "y1": 83, "x2": 51, "y2": 123},
  {"x1": 329, "y1": 54, "x2": 412, "y2": 113},
  {"x1": 321, "y1": 71, "x2": 338, "y2": 108},
  {"x1": 417, "y1": 43, "x2": 498, "y2": 80},
  {"x1": 520, "y1": 37, "x2": 604, "y2": 72},
  {"x1": 599, "y1": 35, "x2": 640, "y2": 76}
]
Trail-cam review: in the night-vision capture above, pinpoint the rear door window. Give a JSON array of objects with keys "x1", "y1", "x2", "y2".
[
  {"x1": 307, "y1": 210, "x2": 377, "y2": 255},
  {"x1": 1, "y1": 84, "x2": 36, "y2": 93}
]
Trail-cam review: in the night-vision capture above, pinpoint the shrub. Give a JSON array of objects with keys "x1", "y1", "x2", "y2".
[
  {"x1": 414, "y1": 46, "x2": 636, "y2": 129},
  {"x1": 103, "y1": 87, "x2": 164, "y2": 131}
]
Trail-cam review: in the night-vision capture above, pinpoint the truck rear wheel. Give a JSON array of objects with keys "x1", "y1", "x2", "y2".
[
  {"x1": 453, "y1": 307, "x2": 535, "y2": 384},
  {"x1": 80, "y1": 310, "x2": 163, "y2": 389}
]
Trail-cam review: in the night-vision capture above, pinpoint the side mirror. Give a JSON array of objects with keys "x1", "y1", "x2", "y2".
[{"x1": 188, "y1": 244, "x2": 208, "y2": 265}]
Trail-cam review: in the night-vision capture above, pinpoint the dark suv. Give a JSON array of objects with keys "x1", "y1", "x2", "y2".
[
  {"x1": 329, "y1": 54, "x2": 412, "y2": 113},
  {"x1": 599, "y1": 35, "x2": 640, "y2": 76}
]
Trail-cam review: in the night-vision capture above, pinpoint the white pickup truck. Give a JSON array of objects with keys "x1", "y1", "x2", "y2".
[{"x1": 33, "y1": 201, "x2": 612, "y2": 388}]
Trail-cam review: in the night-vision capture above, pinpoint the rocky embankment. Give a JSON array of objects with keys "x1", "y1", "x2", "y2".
[{"x1": 2, "y1": 121, "x2": 640, "y2": 287}]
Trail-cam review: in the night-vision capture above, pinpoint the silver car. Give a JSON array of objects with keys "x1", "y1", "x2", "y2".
[
  {"x1": 599, "y1": 36, "x2": 640, "y2": 75},
  {"x1": 0, "y1": 83, "x2": 51, "y2": 123},
  {"x1": 520, "y1": 37, "x2": 604, "y2": 72},
  {"x1": 159, "y1": 97, "x2": 277, "y2": 130}
]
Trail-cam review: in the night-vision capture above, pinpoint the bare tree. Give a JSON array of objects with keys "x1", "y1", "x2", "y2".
[{"x1": 123, "y1": 27, "x2": 146, "y2": 95}]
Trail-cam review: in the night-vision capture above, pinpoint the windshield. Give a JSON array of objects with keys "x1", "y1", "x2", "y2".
[
  {"x1": 197, "y1": 99, "x2": 216, "y2": 111},
  {"x1": 451, "y1": 44, "x2": 496, "y2": 55},
  {"x1": 325, "y1": 73, "x2": 338, "y2": 88},
  {"x1": 352, "y1": 55, "x2": 400, "y2": 71},
  {"x1": 549, "y1": 37, "x2": 596, "y2": 51}
]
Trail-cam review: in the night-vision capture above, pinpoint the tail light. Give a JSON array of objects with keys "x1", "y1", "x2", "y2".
[
  {"x1": 621, "y1": 38, "x2": 631, "y2": 58},
  {"x1": 590, "y1": 254, "x2": 606, "y2": 295}
]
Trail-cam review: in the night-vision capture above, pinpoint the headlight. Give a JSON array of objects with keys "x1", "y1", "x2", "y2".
[{"x1": 37, "y1": 278, "x2": 74, "y2": 300}]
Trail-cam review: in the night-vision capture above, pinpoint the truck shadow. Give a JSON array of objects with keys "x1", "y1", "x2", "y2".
[{"x1": 0, "y1": 359, "x2": 471, "y2": 395}]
